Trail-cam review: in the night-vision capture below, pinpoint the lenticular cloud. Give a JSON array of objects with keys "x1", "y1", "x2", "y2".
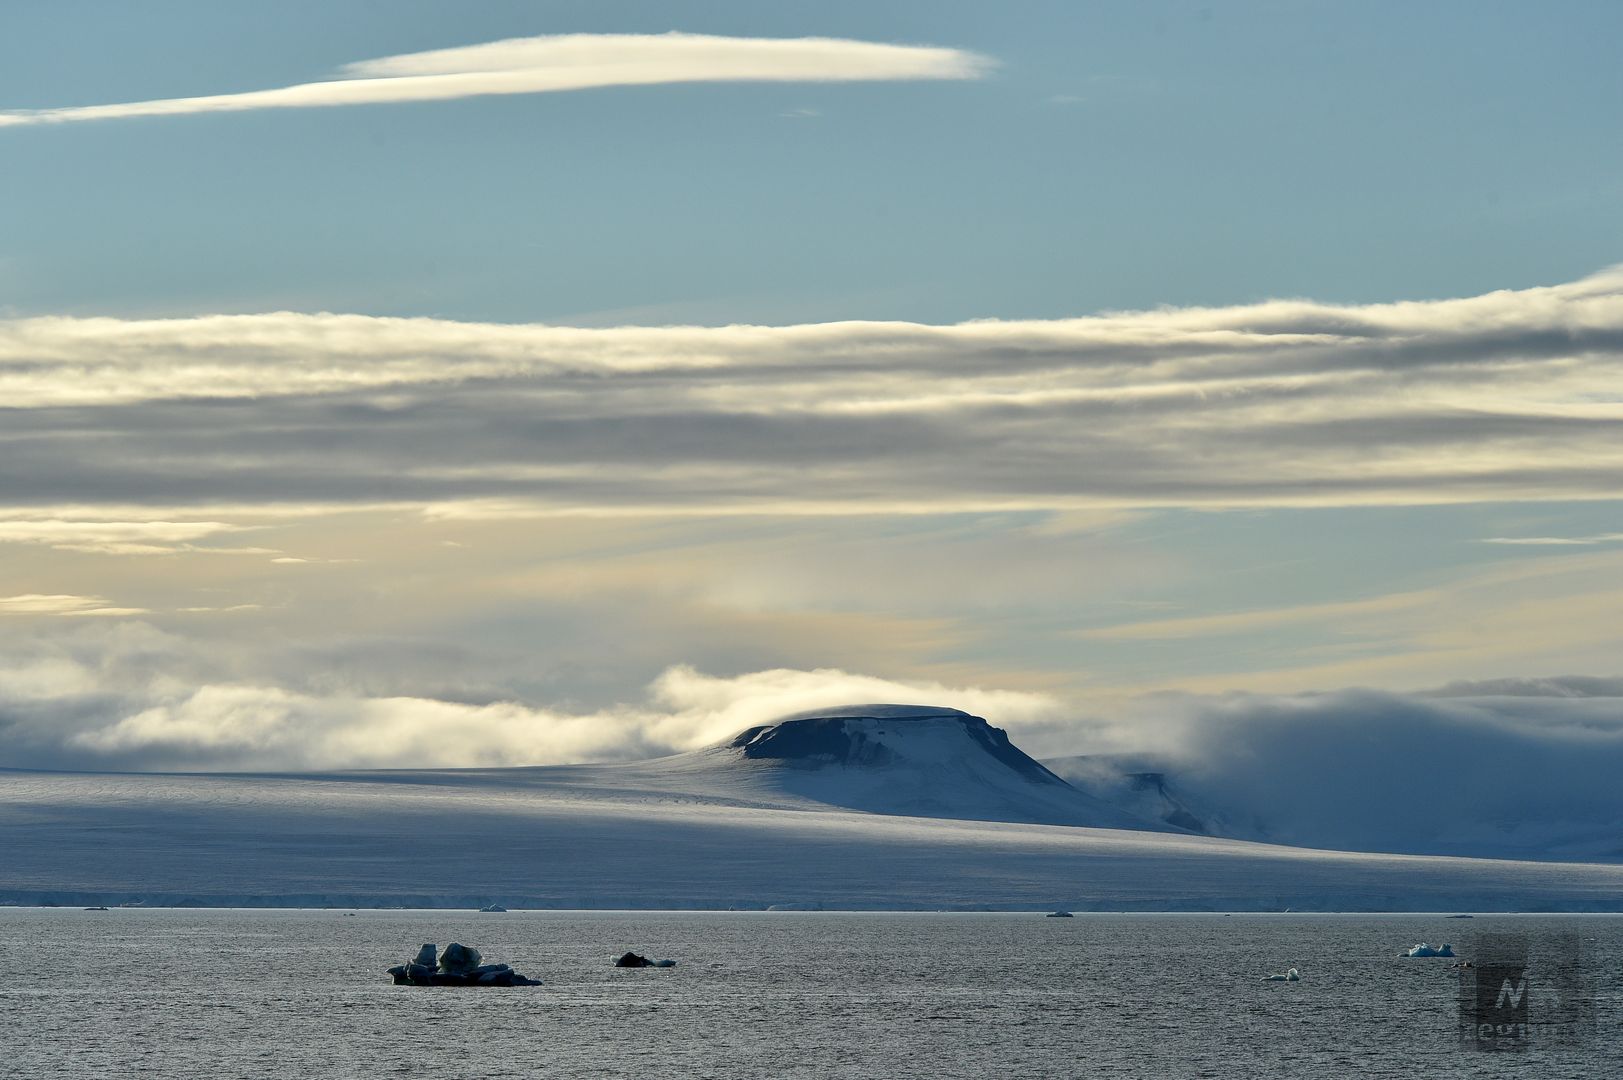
[{"x1": 0, "y1": 32, "x2": 990, "y2": 128}]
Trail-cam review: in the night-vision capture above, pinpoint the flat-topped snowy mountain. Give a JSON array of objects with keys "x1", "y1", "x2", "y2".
[
  {"x1": 712, "y1": 704, "x2": 1162, "y2": 829},
  {"x1": 7, "y1": 703, "x2": 1623, "y2": 911}
]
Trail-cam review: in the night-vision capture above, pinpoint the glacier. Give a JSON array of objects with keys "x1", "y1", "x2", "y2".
[{"x1": 5, "y1": 705, "x2": 1623, "y2": 912}]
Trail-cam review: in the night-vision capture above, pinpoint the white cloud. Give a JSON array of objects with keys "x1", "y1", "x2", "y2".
[
  {"x1": 0, "y1": 519, "x2": 253, "y2": 555},
  {"x1": 1, "y1": 269, "x2": 1620, "y2": 511},
  {"x1": 48, "y1": 663, "x2": 1061, "y2": 771},
  {"x1": 0, "y1": 595, "x2": 101, "y2": 615},
  {"x1": 647, "y1": 664, "x2": 1065, "y2": 742},
  {"x1": 0, "y1": 32, "x2": 989, "y2": 128},
  {"x1": 0, "y1": 594, "x2": 145, "y2": 617},
  {"x1": 1479, "y1": 532, "x2": 1623, "y2": 546}
]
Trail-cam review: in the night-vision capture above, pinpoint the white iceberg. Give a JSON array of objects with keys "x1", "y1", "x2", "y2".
[
  {"x1": 1263, "y1": 967, "x2": 1300, "y2": 982},
  {"x1": 1401, "y1": 943, "x2": 1454, "y2": 957}
]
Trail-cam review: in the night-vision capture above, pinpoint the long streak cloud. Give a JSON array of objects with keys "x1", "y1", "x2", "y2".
[
  {"x1": 1, "y1": 269, "x2": 1620, "y2": 512},
  {"x1": 0, "y1": 32, "x2": 989, "y2": 128}
]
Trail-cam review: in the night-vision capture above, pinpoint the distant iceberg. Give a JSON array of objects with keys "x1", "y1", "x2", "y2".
[
  {"x1": 1401, "y1": 943, "x2": 1454, "y2": 958},
  {"x1": 1263, "y1": 967, "x2": 1300, "y2": 982}
]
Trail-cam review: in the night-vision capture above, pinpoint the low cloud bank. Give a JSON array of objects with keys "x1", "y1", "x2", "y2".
[
  {"x1": 1058, "y1": 678, "x2": 1623, "y2": 858},
  {"x1": 4, "y1": 620, "x2": 1621, "y2": 862},
  {"x1": 6, "y1": 622, "x2": 1622, "y2": 860},
  {"x1": 0, "y1": 627, "x2": 1063, "y2": 771}
]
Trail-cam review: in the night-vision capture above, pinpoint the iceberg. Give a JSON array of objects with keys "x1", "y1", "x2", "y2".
[
  {"x1": 1401, "y1": 943, "x2": 1454, "y2": 958},
  {"x1": 1263, "y1": 967, "x2": 1300, "y2": 982},
  {"x1": 439, "y1": 942, "x2": 481, "y2": 974},
  {"x1": 614, "y1": 951, "x2": 676, "y2": 968},
  {"x1": 386, "y1": 942, "x2": 540, "y2": 986}
]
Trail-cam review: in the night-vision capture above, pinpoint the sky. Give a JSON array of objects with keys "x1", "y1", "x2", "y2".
[{"x1": 1, "y1": 1, "x2": 1621, "y2": 771}]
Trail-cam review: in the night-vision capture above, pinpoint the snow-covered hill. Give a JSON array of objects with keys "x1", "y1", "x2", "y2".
[
  {"x1": 715, "y1": 704, "x2": 1162, "y2": 829},
  {"x1": 6, "y1": 703, "x2": 1623, "y2": 911}
]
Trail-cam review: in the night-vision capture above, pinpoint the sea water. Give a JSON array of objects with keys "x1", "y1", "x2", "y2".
[{"x1": 2, "y1": 909, "x2": 1618, "y2": 1078}]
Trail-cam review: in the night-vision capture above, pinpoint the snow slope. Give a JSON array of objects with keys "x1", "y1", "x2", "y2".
[{"x1": 5, "y1": 705, "x2": 1623, "y2": 911}]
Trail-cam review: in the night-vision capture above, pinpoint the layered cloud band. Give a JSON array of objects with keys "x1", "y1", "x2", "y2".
[{"x1": 2, "y1": 269, "x2": 1620, "y2": 511}]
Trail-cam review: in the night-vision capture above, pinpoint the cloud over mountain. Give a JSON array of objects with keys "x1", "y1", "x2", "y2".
[
  {"x1": 0, "y1": 628, "x2": 1064, "y2": 772},
  {"x1": 6, "y1": 615, "x2": 1622, "y2": 865}
]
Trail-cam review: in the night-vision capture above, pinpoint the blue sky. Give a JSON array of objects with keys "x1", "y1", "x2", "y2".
[
  {"x1": 0, "y1": 2, "x2": 1620, "y2": 770},
  {"x1": 4, "y1": 1, "x2": 1620, "y2": 323}
]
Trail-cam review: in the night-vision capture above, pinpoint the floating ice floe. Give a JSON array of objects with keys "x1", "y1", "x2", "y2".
[
  {"x1": 614, "y1": 951, "x2": 676, "y2": 968},
  {"x1": 1045, "y1": 910, "x2": 1074, "y2": 918},
  {"x1": 1401, "y1": 943, "x2": 1454, "y2": 958},
  {"x1": 386, "y1": 942, "x2": 541, "y2": 986},
  {"x1": 1263, "y1": 967, "x2": 1301, "y2": 982},
  {"x1": 478, "y1": 903, "x2": 507, "y2": 912}
]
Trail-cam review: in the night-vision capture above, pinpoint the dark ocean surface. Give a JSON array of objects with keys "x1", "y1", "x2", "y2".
[{"x1": 1, "y1": 909, "x2": 1616, "y2": 1078}]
